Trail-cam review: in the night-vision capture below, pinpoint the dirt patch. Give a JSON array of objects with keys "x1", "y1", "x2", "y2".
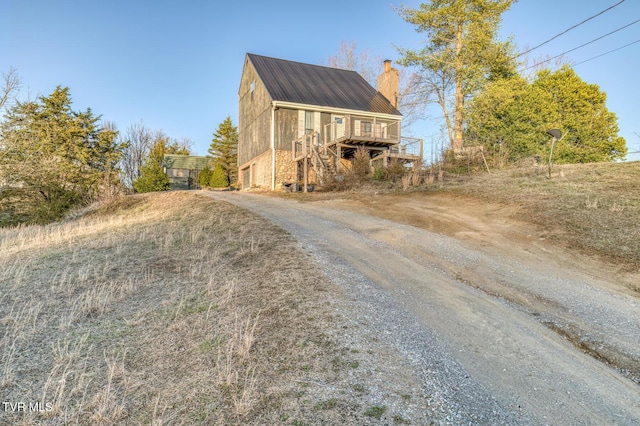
[{"x1": 301, "y1": 190, "x2": 639, "y2": 296}]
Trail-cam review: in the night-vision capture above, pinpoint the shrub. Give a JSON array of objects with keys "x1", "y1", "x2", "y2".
[
  {"x1": 209, "y1": 163, "x2": 230, "y2": 188},
  {"x1": 197, "y1": 167, "x2": 212, "y2": 188},
  {"x1": 133, "y1": 161, "x2": 170, "y2": 193},
  {"x1": 351, "y1": 146, "x2": 371, "y2": 180},
  {"x1": 386, "y1": 159, "x2": 406, "y2": 182}
]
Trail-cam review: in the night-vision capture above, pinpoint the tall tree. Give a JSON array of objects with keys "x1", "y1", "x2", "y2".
[
  {"x1": 165, "y1": 136, "x2": 192, "y2": 155},
  {"x1": 396, "y1": 0, "x2": 516, "y2": 150},
  {"x1": 209, "y1": 116, "x2": 238, "y2": 186},
  {"x1": 0, "y1": 86, "x2": 124, "y2": 224},
  {"x1": 327, "y1": 41, "x2": 382, "y2": 87},
  {"x1": 466, "y1": 65, "x2": 627, "y2": 163}
]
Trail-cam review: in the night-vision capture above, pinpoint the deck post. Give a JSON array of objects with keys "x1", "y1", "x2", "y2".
[{"x1": 303, "y1": 155, "x2": 308, "y2": 193}]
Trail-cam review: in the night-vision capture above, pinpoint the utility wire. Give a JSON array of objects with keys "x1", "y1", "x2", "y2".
[
  {"x1": 521, "y1": 17, "x2": 640, "y2": 71},
  {"x1": 573, "y1": 38, "x2": 640, "y2": 66},
  {"x1": 515, "y1": 0, "x2": 626, "y2": 58}
]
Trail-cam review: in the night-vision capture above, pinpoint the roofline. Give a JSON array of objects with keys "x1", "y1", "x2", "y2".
[
  {"x1": 247, "y1": 52, "x2": 362, "y2": 77},
  {"x1": 272, "y1": 101, "x2": 402, "y2": 121},
  {"x1": 164, "y1": 154, "x2": 210, "y2": 158},
  {"x1": 242, "y1": 53, "x2": 282, "y2": 101}
]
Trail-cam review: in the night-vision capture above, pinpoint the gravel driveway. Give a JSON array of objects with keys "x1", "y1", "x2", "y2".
[{"x1": 205, "y1": 191, "x2": 640, "y2": 424}]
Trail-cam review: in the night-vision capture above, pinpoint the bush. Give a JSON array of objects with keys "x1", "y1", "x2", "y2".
[
  {"x1": 351, "y1": 146, "x2": 371, "y2": 180},
  {"x1": 209, "y1": 163, "x2": 229, "y2": 188},
  {"x1": 132, "y1": 161, "x2": 170, "y2": 193},
  {"x1": 386, "y1": 159, "x2": 406, "y2": 182},
  {"x1": 197, "y1": 167, "x2": 212, "y2": 188}
]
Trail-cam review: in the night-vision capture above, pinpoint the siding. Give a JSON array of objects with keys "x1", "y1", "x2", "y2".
[
  {"x1": 238, "y1": 57, "x2": 273, "y2": 165},
  {"x1": 275, "y1": 108, "x2": 298, "y2": 151}
]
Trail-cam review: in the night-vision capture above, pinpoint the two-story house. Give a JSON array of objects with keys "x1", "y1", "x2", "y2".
[{"x1": 237, "y1": 53, "x2": 421, "y2": 190}]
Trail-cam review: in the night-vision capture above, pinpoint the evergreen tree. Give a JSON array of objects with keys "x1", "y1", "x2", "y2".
[
  {"x1": 396, "y1": 0, "x2": 516, "y2": 150},
  {"x1": 132, "y1": 139, "x2": 170, "y2": 193},
  {"x1": 0, "y1": 86, "x2": 124, "y2": 224},
  {"x1": 466, "y1": 65, "x2": 627, "y2": 164},
  {"x1": 197, "y1": 167, "x2": 212, "y2": 188},
  {"x1": 209, "y1": 163, "x2": 229, "y2": 188},
  {"x1": 209, "y1": 116, "x2": 238, "y2": 186}
]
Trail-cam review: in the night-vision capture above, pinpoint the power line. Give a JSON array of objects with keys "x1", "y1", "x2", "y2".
[
  {"x1": 573, "y1": 38, "x2": 640, "y2": 66},
  {"x1": 521, "y1": 18, "x2": 640, "y2": 71},
  {"x1": 515, "y1": 0, "x2": 626, "y2": 58}
]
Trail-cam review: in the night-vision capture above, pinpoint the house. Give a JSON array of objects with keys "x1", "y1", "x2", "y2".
[
  {"x1": 237, "y1": 53, "x2": 422, "y2": 190},
  {"x1": 163, "y1": 155, "x2": 211, "y2": 190}
]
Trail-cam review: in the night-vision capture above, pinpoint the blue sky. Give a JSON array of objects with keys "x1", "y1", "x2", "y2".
[{"x1": 2, "y1": 0, "x2": 638, "y2": 160}]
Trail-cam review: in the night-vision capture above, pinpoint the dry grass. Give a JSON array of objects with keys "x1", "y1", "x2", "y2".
[
  {"x1": 0, "y1": 191, "x2": 418, "y2": 424},
  {"x1": 433, "y1": 161, "x2": 640, "y2": 268}
]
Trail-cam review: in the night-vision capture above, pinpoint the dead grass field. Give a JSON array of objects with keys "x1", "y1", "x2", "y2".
[
  {"x1": 0, "y1": 192, "x2": 423, "y2": 425},
  {"x1": 437, "y1": 161, "x2": 640, "y2": 268}
]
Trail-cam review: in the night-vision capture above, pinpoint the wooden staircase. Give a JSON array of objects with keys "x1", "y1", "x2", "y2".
[{"x1": 293, "y1": 132, "x2": 338, "y2": 191}]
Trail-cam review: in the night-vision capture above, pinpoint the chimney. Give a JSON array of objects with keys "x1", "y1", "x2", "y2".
[{"x1": 378, "y1": 59, "x2": 399, "y2": 110}]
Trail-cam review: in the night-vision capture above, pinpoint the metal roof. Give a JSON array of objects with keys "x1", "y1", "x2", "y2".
[
  {"x1": 164, "y1": 155, "x2": 211, "y2": 170},
  {"x1": 247, "y1": 53, "x2": 401, "y2": 116}
]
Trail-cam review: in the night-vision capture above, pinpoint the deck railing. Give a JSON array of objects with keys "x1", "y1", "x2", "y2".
[
  {"x1": 392, "y1": 137, "x2": 423, "y2": 158},
  {"x1": 322, "y1": 115, "x2": 400, "y2": 145}
]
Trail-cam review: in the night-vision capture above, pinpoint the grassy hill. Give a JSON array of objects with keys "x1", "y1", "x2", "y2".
[
  {"x1": 2, "y1": 161, "x2": 637, "y2": 424},
  {"x1": 0, "y1": 192, "x2": 423, "y2": 425}
]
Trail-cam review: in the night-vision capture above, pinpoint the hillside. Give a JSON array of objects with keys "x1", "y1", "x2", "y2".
[
  {"x1": 2, "y1": 161, "x2": 637, "y2": 424},
  {"x1": 0, "y1": 192, "x2": 427, "y2": 425}
]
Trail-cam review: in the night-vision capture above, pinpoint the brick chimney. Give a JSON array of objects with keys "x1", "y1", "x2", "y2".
[{"x1": 377, "y1": 59, "x2": 399, "y2": 109}]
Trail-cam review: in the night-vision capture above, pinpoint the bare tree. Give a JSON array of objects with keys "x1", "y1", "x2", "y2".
[
  {"x1": 0, "y1": 67, "x2": 21, "y2": 113},
  {"x1": 518, "y1": 48, "x2": 571, "y2": 81},
  {"x1": 119, "y1": 122, "x2": 153, "y2": 189},
  {"x1": 118, "y1": 124, "x2": 193, "y2": 189},
  {"x1": 327, "y1": 41, "x2": 427, "y2": 131},
  {"x1": 327, "y1": 41, "x2": 381, "y2": 86}
]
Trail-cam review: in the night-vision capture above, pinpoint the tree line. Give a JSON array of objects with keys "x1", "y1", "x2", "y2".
[{"x1": 0, "y1": 70, "x2": 237, "y2": 226}]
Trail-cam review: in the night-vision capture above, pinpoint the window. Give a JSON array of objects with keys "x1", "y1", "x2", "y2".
[
  {"x1": 305, "y1": 111, "x2": 314, "y2": 135},
  {"x1": 361, "y1": 121, "x2": 372, "y2": 136}
]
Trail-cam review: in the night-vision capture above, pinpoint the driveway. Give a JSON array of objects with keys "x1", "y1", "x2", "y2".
[{"x1": 204, "y1": 190, "x2": 640, "y2": 424}]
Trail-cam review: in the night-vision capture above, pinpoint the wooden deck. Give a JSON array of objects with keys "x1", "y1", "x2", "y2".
[
  {"x1": 322, "y1": 114, "x2": 400, "y2": 147},
  {"x1": 292, "y1": 129, "x2": 423, "y2": 192}
]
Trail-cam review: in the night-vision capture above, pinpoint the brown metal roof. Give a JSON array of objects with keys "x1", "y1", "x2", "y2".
[{"x1": 247, "y1": 53, "x2": 401, "y2": 116}]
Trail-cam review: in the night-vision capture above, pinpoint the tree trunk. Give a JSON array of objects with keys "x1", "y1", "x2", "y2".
[{"x1": 453, "y1": 26, "x2": 464, "y2": 152}]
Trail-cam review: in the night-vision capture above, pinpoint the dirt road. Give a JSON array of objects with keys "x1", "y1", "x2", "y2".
[{"x1": 205, "y1": 190, "x2": 640, "y2": 424}]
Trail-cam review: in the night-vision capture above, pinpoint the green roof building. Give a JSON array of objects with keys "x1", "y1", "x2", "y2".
[{"x1": 164, "y1": 155, "x2": 211, "y2": 190}]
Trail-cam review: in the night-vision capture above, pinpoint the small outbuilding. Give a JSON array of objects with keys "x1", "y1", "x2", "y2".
[{"x1": 163, "y1": 155, "x2": 211, "y2": 190}]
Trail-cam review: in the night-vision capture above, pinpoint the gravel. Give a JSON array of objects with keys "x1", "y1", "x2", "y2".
[{"x1": 206, "y1": 191, "x2": 640, "y2": 425}]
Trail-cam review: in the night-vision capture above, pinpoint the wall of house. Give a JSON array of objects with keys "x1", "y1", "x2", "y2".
[
  {"x1": 274, "y1": 149, "x2": 296, "y2": 187},
  {"x1": 238, "y1": 58, "x2": 272, "y2": 166},
  {"x1": 239, "y1": 150, "x2": 270, "y2": 189},
  {"x1": 275, "y1": 108, "x2": 298, "y2": 151}
]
